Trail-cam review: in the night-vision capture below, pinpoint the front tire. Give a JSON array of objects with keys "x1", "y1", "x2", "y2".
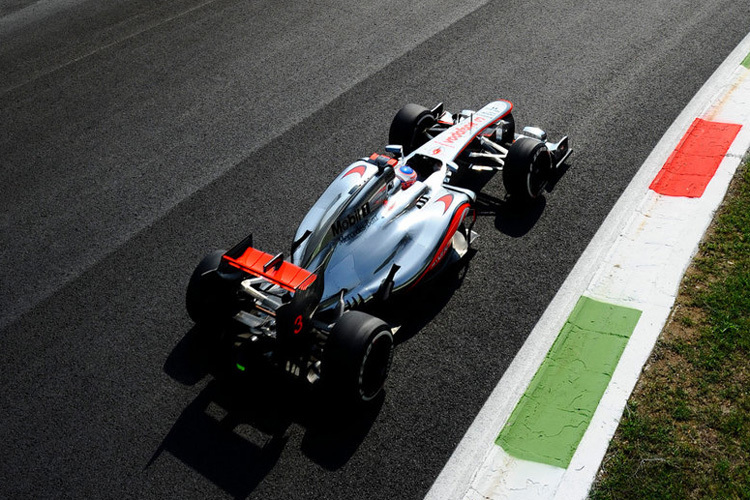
[
  {"x1": 323, "y1": 311, "x2": 394, "y2": 404},
  {"x1": 388, "y1": 104, "x2": 436, "y2": 155},
  {"x1": 502, "y1": 137, "x2": 552, "y2": 200}
]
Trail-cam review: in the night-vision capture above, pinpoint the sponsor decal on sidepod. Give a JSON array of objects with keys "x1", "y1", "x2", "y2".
[{"x1": 332, "y1": 202, "x2": 372, "y2": 236}]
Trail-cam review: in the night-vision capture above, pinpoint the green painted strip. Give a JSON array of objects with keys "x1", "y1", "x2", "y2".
[
  {"x1": 496, "y1": 296, "x2": 642, "y2": 468},
  {"x1": 742, "y1": 52, "x2": 750, "y2": 69}
]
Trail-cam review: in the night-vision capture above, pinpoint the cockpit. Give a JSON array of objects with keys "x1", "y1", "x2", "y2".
[{"x1": 403, "y1": 153, "x2": 443, "y2": 179}]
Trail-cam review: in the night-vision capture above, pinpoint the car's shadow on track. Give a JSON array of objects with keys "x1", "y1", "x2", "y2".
[
  {"x1": 156, "y1": 325, "x2": 389, "y2": 497},
  {"x1": 155, "y1": 258, "x2": 471, "y2": 497},
  {"x1": 145, "y1": 375, "x2": 288, "y2": 499},
  {"x1": 466, "y1": 160, "x2": 571, "y2": 238},
  {"x1": 477, "y1": 192, "x2": 547, "y2": 238}
]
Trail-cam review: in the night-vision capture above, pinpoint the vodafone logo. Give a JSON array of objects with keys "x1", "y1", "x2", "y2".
[{"x1": 435, "y1": 115, "x2": 487, "y2": 149}]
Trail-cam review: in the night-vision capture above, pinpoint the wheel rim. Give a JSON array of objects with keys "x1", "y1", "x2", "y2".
[{"x1": 358, "y1": 330, "x2": 393, "y2": 401}]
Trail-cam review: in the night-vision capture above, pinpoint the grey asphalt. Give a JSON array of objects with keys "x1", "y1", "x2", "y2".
[{"x1": 1, "y1": 0, "x2": 748, "y2": 498}]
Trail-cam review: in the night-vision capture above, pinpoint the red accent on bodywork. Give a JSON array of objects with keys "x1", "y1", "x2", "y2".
[
  {"x1": 344, "y1": 165, "x2": 367, "y2": 178},
  {"x1": 411, "y1": 202, "x2": 471, "y2": 288},
  {"x1": 435, "y1": 194, "x2": 454, "y2": 214},
  {"x1": 223, "y1": 248, "x2": 317, "y2": 292}
]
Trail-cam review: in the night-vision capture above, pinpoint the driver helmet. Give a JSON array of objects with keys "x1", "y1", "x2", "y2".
[{"x1": 395, "y1": 164, "x2": 417, "y2": 189}]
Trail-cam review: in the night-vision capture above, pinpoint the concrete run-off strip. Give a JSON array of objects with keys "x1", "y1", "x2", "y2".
[{"x1": 496, "y1": 297, "x2": 641, "y2": 469}]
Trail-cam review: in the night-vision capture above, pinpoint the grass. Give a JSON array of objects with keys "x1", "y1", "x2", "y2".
[{"x1": 590, "y1": 158, "x2": 750, "y2": 500}]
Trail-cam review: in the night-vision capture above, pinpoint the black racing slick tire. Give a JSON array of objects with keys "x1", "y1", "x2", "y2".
[
  {"x1": 323, "y1": 311, "x2": 394, "y2": 404},
  {"x1": 388, "y1": 103, "x2": 436, "y2": 155},
  {"x1": 186, "y1": 249, "x2": 229, "y2": 324},
  {"x1": 502, "y1": 137, "x2": 552, "y2": 200}
]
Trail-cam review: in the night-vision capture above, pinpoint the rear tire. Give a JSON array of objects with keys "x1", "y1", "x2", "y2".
[
  {"x1": 323, "y1": 311, "x2": 394, "y2": 404},
  {"x1": 186, "y1": 250, "x2": 229, "y2": 324},
  {"x1": 388, "y1": 104, "x2": 436, "y2": 154},
  {"x1": 502, "y1": 137, "x2": 552, "y2": 200}
]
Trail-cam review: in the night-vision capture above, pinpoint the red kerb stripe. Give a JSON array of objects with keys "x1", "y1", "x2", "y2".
[{"x1": 649, "y1": 118, "x2": 741, "y2": 197}]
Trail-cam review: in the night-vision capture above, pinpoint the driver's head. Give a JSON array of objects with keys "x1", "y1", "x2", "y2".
[{"x1": 396, "y1": 165, "x2": 417, "y2": 189}]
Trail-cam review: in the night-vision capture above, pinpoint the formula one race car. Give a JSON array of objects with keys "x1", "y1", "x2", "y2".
[{"x1": 186, "y1": 100, "x2": 570, "y2": 404}]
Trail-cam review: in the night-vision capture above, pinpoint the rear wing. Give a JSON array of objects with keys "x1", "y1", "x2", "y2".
[{"x1": 222, "y1": 234, "x2": 317, "y2": 292}]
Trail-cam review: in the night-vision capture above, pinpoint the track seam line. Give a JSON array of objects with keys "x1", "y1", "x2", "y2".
[{"x1": 0, "y1": 0, "x2": 222, "y2": 98}]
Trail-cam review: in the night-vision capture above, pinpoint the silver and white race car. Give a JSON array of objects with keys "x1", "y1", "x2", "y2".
[{"x1": 186, "y1": 100, "x2": 570, "y2": 404}]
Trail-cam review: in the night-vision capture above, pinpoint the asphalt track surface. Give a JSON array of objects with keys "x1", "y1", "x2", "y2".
[{"x1": 1, "y1": 1, "x2": 749, "y2": 498}]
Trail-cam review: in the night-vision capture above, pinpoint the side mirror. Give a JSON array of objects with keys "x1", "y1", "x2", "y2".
[{"x1": 385, "y1": 144, "x2": 404, "y2": 159}]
